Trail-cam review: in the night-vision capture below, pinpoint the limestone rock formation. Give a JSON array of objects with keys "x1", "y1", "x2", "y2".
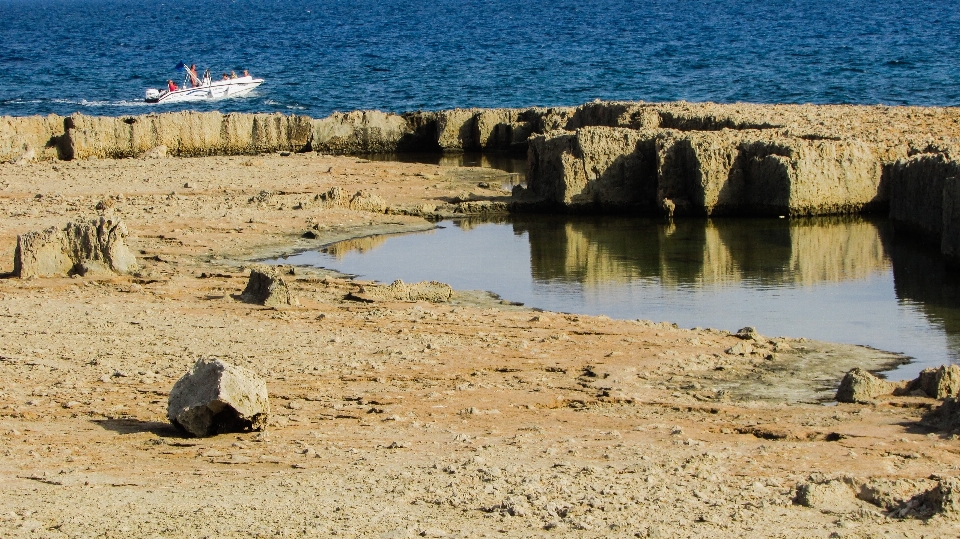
[
  {"x1": 436, "y1": 108, "x2": 482, "y2": 151},
  {"x1": 349, "y1": 190, "x2": 386, "y2": 213},
  {"x1": 795, "y1": 473, "x2": 958, "y2": 519},
  {"x1": 167, "y1": 358, "x2": 269, "y2": 437},
  {"x1": 315, "y1": 186, "x2": 386, "y2": 213},
  {"x1": 942, "y1": 176, "x2": 960, "y2": 265},
  {"x1": 0, "y1": 114, "x2": 65, "y2": 162},
  {"x1": 922, "y1": 397, "x2": 960, "y2": 431},
  {"x1": 888, "y1": 153, "x2": 960, "y2": 240},
  {"x1": 794, "y1": 477, "x2": 862, "y2": 512},
  {"x1": 64, "y1": 111, "x2": 312, "y2": 159},
  {"x1": 348, "y1": 279, "x2": 453, "y2": 303},
  {"x1": 527, "y1": 125, "x2": 885, "y2": 216},
  {"x1": 311, "y1": 110, "x2": 412, "y2": 154},
  {"x1": 240, "y1": 266, "x2": 296, "y2": 307},
  {"x1": 13, "y1": 216, "x2": 138, "y2": 278},
  {"x1": 835, "y1": 367, "x2": 897, "y2": 403},
  {"x1": 913, "y1": 365, "x2": 960, "y2": 399},
  {"x1": 927, "y1": 476, "x2": 960, "y2": 518}
]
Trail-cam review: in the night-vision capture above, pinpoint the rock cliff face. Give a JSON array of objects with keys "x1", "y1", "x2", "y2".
[
  {"x1": 888, "y1": 153, "x2": 960, "y2": 263},
  {"x1": 0, "y1": 114, "x2": 66, "y2": 162},
  {"x1": 5, "y1": 101, "x2": 960, "y2": 262},
  {"x1": 64, "y1": 112, "x2": 312, "y2": 159}
]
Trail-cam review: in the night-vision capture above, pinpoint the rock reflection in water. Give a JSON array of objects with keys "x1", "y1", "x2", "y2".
[
  {"x1": 516, "y1": 215, "x2": 890, "y2": 289},
  {"x1": 321, "y1": 234, "x2": 390, "y2": 259},
  {"x1": 273, "y1": 215, "x2": 960, "y2": 379}
]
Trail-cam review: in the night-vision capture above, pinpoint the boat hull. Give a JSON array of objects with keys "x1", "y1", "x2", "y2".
[{"x1": 145, "y1": 76, "x2": 263, "y2": 104}]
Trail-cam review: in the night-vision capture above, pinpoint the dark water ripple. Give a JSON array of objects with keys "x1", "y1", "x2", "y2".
[{"x1": 0, "y1": 0, "x2": 958, "y2": 117}]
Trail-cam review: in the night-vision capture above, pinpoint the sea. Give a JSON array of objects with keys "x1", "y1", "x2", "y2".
[{"x1": 1, "y1": 0, "x2": 959, "y2": 118}]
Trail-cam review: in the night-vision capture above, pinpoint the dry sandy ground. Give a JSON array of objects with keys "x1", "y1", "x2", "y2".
[{"x1": 0, "y1": 154, "x2": 958, "y2": 538}]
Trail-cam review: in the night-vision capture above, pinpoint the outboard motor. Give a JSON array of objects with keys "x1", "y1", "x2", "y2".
[{"x1": 144, "y1": 88, "x2": 162, "y2": 102}]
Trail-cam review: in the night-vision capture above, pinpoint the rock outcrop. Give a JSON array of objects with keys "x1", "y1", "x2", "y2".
[
  {"x1": 167, "y1": 358, "x2": 269, "y2": 437},
  {"x1": 13, "y1": 216, "x2": 138, "y2": 278},
  {"x1": 913, "y1": 365, "x2": 960, "y2": 399},
  {"x1": 312, "y1": 110, "x2": 416, "y2": 154},
  {"x1": 528, "y1": 125, "x2": 885, "y2": 216},
  {"x1": 795, "y1": 473, "x2": 959, "y2": 519},
  {"x1": 837, "y1": 364, "x2": 960, "y2": 403},
  {"x1": 835, "y1": 367, "x2": 899, "y2": 403},
  {"x1": 240, "y1": 266, "x2": 296, "y2": 307},
  {"x1": 0, "y1": 114, "x2": 66, "y2": 162},
  {"x1": 64, "y1": 111, "x2": 313, "y2": 159}
]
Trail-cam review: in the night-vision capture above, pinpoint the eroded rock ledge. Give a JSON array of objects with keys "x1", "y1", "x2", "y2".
[{"x1": 4, "y1": 102, "x2": 960, "y2": 261}]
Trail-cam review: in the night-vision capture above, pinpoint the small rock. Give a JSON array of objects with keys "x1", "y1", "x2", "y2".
[
  {"x1": 725, "y1": 342, "x2": 753, "y2": 356},
  {"x1": 735, "y1": 326, "x2": 762, "y2": 340},
  {"x1": 13, "y1": 144, "x2": 36, "y2": 165},
  {"x1": 140, "y1": 145, "x2": 167, "y2": 159},
  {"x1": 240, "y1": 266, "x2": 297, "y2": 307}
]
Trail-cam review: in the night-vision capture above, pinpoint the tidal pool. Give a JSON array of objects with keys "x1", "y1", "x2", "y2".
[{"x1": 270, "y1": 214, "x2": 960, "y2": 381}]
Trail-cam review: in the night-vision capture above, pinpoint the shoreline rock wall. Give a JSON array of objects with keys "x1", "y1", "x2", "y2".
[
  {"x1": 64, "y1": 112, "x2": 313, "y2": 159},
  {"x1": 0, "y1": 114, "x2": 67, "y2": 162},
  {"x1": 4, "y1": 101, "x2": 960, "y2": 261}
]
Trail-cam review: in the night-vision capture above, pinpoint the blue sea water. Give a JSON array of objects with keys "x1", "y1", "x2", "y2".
[{"x1": 1, "y1": 0, "x2": 959, "y2": 118}]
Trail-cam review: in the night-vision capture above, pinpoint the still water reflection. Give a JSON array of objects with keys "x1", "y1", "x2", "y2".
[{"x1": 271, "y1": 215, "x2": 960, "y2": 380}]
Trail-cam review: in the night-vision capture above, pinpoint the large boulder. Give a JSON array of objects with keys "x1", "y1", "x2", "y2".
[
  {"x1": 240, "y1": 266, "x2": 296, "y2": 307},
  {"x1": 167, "y1": 358, "x2": 270, "y2": 437},
  {"x1": 13, "y1": 216, "x2": 138, "y2": 278}
]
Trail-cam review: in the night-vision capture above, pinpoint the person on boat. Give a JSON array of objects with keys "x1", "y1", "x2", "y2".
[
  {"x1": 230, "y1": 71, "x2": 238, "y2": 79},
  {"x1": 189, "y1": 64, "x2": 200, "y2": 87},
  {"x1": 243, "y1": 69, "x2": 250, "y2": 77},
  {"x1": 221, "y1": 73, "x2": 229, "y2": 80},
  {"x1": 167, "y1": 80, "x2": 178, "y2": 92}
]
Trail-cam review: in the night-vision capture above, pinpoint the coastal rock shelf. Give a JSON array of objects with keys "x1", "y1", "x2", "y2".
[{"x1": 4, "y1": 101, "x2": 960, "y2": 261}]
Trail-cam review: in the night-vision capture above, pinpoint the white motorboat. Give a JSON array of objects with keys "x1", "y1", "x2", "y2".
[{"x1": 145, "y1": 64, "x2": 263, "y2": 104}]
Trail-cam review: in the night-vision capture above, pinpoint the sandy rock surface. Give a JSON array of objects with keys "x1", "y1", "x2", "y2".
[{"x1": 0, "y1": 153, "x2": 959, "y2": 537}]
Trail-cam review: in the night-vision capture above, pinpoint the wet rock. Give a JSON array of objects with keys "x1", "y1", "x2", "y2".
[
  {"x1": 835, "y1": 367, "x2": 897, "y2": 403},
  {"x1": 240, "y1": 266, "x2": 296, "y2": 307},
  {"x1": 13, "y1": 216, "x2": 138, "y2": 278},
  {"x1": 348, "y1": 279, "x2": 453, "y2": 303},
  {"x1": 167, "y1": 358, "x2": 270, "y2": 437}
]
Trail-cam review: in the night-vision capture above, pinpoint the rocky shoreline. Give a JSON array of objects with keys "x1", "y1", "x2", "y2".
[
  {"x1": 5, "y1": 101, "x2": 960, "y2": 263},
  {"x1": 1, "y1": 106, "x2": 960, "y2": 536}
]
